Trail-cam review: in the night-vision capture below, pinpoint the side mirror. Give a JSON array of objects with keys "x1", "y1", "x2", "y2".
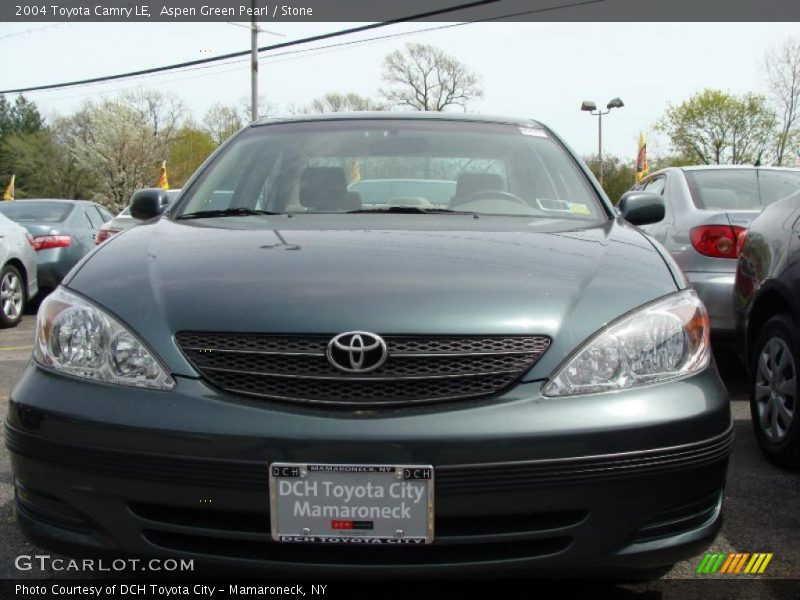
[
  {"x1": 618, "y1": 191, "x2": 665, "y2": 226},
  {"x1": 130, "y1": 188, "x2": 170, "y2": 221}
]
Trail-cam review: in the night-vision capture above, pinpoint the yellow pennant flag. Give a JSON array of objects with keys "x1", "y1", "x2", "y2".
[
  {"x1": 635, "y1": 133, "x2": 648, "y2": 183},
  {"x1": 349, "y1": 158, "x2": 361, "y2": 184},
  {"x1": 3, "y1": 174, "x2": 15, "y2": 201},
  {"x1": 155, "y1": 160, "x2": 170, "y2": 190}
]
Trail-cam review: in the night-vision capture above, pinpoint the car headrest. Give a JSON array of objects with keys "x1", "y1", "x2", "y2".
[
  {"x1": 455, "y1": 172, "x2": 504, "y2": 198},
  {"x1": 299, "y1": 167, "x2": 348, "y2": 210}
]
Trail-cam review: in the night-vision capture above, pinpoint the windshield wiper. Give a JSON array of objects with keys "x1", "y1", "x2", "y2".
[
  {"x1": 177, "y1": 208, "x2": 280, "y2": 220},
  {"x1": 347, "y1": 206, "x2": 478, "y2": 216}
]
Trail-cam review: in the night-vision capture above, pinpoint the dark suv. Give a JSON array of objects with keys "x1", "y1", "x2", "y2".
[{"x1": 735, "y1": 189, "x2": 800, "y2": 467}]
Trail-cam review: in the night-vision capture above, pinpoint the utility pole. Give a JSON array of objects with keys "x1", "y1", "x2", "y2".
[{"x1": 250, "y1": 0, "x2": 258, "y2": 122}]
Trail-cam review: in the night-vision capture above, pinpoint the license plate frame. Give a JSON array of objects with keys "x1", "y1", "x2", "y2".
[{"x1": 269, "y1": 463, "x2": 434, "y2": 544}]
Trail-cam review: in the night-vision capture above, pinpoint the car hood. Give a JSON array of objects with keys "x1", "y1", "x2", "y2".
[{"x1": 66, "y1": 216, "x2": 680, "y2": 379}]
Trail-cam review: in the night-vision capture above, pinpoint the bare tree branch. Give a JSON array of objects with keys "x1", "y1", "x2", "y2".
[
  {"x1": 764, "y1": 38, "x2": 800, "y2": 165},
  {"x1": 306, "y1": 92, "x2": 386, "y2": 113},
  {"x1": 379, "y1": 43, "x2": 482, "y2": 112}
]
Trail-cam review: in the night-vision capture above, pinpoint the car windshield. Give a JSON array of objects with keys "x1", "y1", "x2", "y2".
[
  {"x1": 0, "y1": 201, "x2": 74, "y2": 222},
  {"x1": 685, "y1": 169, "x2": 800, "y2": 210},
  {"x1": 175, "y1": 119, "x2": 604, "y2": 221}
]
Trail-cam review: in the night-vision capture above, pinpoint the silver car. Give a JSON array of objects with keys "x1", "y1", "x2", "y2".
[
  {"x1": 633, "y1": 166, "x2": 800, "y2": 340},
  {"x1": 96, "y1": 189, "x2": 181, "y2": 245},
  {"x1": 0, "y1": 212, "x2": 38, "y2": 328}
]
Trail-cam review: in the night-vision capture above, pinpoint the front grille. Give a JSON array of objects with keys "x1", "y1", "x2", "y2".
[
  {"x1": 176, "y1": 333, "x2": 550, "y2": 407},
  {"x1": 143, "y1": 530, "x2": 572, "y2": 565},
  {"x1": 129, "y1": 502, "x2": 587, "y2": 540},
  {"x1": 131, "y1": 502, "x2": 576, "y2": 565}
]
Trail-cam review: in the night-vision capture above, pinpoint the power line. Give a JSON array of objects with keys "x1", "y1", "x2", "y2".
[
  {"x1": 0, "y1": 23, "x2": 65, "y2": 41},
  {"x1": 20, "y1": 0, "x2": 609, "y2": 103},
  {"x1": 0, "y1": 0, "x2": 85, "y2": 40},
  {"x1": 38, "y1": 21, "x2": 472, "y2": 102},
  {"x1": 35, "y1": 22, "x2": 470, "y2": 102},
  {"x1": 246, "y1": 0, "x2": 610, "y2": 65},
  {"x1": 0, "y1": 0, "x2": 501, "y2": 94},
  {"x1": 4, "y1": 0, "x2": 607, "y2": 98},
  {"x1": 225, "y1": 21, "x2": 285, "y2": 36}
]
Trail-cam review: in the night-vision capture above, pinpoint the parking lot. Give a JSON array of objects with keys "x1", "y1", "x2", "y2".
[{"x1": 1, "y1": 315, "x2": 798, "y2": 583}]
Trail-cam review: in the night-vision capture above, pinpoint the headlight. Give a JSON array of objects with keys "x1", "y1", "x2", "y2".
[
  {"x1": 34, "y1": 287, "x2": 175, "y2": 390},
  {"x1": 542, "y1": 290, "x2": 710, "y2": 397}
]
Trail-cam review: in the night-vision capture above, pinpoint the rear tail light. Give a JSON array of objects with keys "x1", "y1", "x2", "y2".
[
  {"x1": 690, "y1": 225, "x2": 746, "y2": 259},
  {"x1": 32, "y1": 235, "x2": 72, "y2": 251},
  {"x1": 735, "y1": 228, "x2": 748, "y2": 256},
  {"x1": 95, "y1": 228, "x2": 120, "y2": 245}
]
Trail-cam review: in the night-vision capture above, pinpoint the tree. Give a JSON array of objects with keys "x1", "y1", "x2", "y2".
[
  {"x1": 655, "y1": 89, "x2": 776, "y2": 165},
  {"x1": 0, "y1": 125, "x2": 99, "y2": 200},
  {"x1": 380, "y1": 43, "x2": 483, "y2": 111},
  {"x1": 167, "y1": 124, "x2": 217, "y2": 188},
  {"x1": 585, "y1": 155, "x2": 637, "y2": 204},
  {"x1": 307, "y1": 92, "x2": 386, "y2": 113},
  {"x1": 64, "y1": 96, "x2": 175, "y2": 210},
  {"x1": 764, "y1": 38, "x2": 800, "y2": 166},
  {"x1": 236, "y1": 95, "x2": 277, "y2": 122},
  {"x1": 0, "y1": 95, "x2": 43, "y2": 139},
  {"x1": 648, "y1": 153, "x2": 696, "y2": 171},
  {"x1": 0, "y1": 95, "x2": 46, "y2": 196},
  {"x1": 120, "y1": 89, "x2": 185, "y2": 142},
  {"x1": 203, "y1": 103, "x2": 244, "y2": 145}
]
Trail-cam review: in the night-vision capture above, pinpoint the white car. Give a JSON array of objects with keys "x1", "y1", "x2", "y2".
[{"x1": 0, "y1": 212, "x2": 38, "y2": 327}]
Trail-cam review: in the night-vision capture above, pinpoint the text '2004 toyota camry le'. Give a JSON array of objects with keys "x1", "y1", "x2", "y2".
[{"x1": 6, "y1": 114, "x2": 731, "y2": 577}]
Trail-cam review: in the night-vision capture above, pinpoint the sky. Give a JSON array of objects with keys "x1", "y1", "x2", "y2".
[{"x1": 0, "y1": 20, "x2": 797, "y2": 161}]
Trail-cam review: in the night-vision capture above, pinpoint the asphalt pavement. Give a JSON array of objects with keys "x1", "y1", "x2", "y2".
[{"x1": 0, "y1": 316, "x2": 798, "y2": 590}]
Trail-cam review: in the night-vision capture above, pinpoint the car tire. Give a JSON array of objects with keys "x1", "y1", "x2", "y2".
[
  {"x1": 750, "y1": 314, "x2": 800, "y2": 468},
  {"x1": 0, "y1": 263, "x2": 26, "y2": 328}
]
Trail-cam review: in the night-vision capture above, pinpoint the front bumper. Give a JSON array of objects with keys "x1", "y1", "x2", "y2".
[
  {"x1": 7, "y1": 363, "x2": 732, "y2": 575},
  {"x1": 685, "y1": 271, "x2": 736, "y2": 339}
]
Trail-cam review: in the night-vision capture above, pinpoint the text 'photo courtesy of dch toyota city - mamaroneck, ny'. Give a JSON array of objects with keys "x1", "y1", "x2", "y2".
[{"x1": 0, "y1": 0, "x2": 799, "y2": 598}]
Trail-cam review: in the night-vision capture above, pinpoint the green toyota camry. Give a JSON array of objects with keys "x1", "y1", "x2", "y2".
[{"x1": 6, "y1": 113, "x2": 731, "y2": 577}]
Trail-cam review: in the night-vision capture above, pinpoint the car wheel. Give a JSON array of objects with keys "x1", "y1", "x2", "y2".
[
  {"x1": 0, "y1": 264, "x2": 25, "y2": 328},
  {"x1": 750, "y1": 314, "x2": 800, "y2": 468}
]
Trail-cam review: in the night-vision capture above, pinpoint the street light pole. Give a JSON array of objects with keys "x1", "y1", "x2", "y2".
[
  {"x1": 597, "y1": 112, "x2": 602, "y2": 185},
  {"x1": 581, "y1": 98, "x2": 624, "y2": 189}
]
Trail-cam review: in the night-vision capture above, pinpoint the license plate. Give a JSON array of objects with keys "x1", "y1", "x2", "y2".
[{"x1": 269, "y1": 463, "x2": 434, "y2": 544}]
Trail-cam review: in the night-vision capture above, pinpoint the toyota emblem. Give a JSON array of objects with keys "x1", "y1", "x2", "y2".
[{"x1": 327, "y1": 332, "x2": 388, "y2": 373}]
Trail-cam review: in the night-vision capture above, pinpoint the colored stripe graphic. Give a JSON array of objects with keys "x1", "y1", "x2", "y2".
[
  {"x1": 745, "y1": 553, "x2": 773, "y2": 574},
  {"x1": 697, "y1": 553, "x2": 727, "y2": 573},
  {"x1": 719, "y1": 553, "x2": 736, "y2": 573},
  {"x1": 758, "y1": 554, "x2": 773, "y2": 573},
  {"x1": 696, "y1": 553, "x2": 713, "y2": 573},
  {"x1": 697, "y1": 552, "x2": 773, "y2": 574},
  {"x1": 711, "y1": 553, "x2": 726, "y2": 573},
  {"x1": 735, "y1": 553, "x2": 750, "y2": 573}
]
